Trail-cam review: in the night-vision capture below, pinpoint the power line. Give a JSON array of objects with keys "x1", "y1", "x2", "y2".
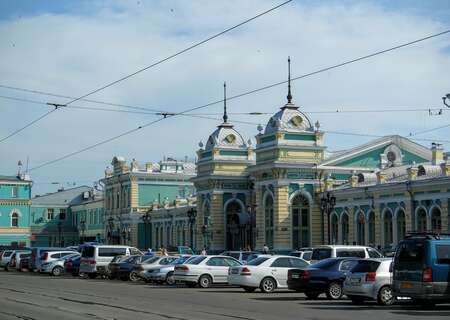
[
  {"x1": 409, "y1": 123, "x2": 450, "y2": 136},
  {"x1": 63, "y1": 0, "x2": 293, "y2": 106}
]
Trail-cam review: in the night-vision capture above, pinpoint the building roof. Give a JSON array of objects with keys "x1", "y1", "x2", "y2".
[
  {"x1": 0, "y1": 174, "x2": 32, "y2": 183},
  {"x1": 32, "y1": 186, "x2": 93, "y2": 206},
  {"x1": 264, "y1": 103, "x2": 314, "y2": 135},
  {"x1": 205, "y1": 122, "x2": 247, "y2": 150}
]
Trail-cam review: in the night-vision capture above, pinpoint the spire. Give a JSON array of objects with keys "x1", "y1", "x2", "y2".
[
  {"x1": 223, "y1": 81, "x2": 228, "y2": 123},
  {"x1": 287, "y1": 56, "x2": 292, "y2": 104}
]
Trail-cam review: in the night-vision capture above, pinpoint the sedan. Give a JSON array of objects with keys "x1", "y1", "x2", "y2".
[
  {"x1": 132, "y1": 256, "x2": 180, "y2": 282},
  {"x1": 144, "y1": 255, "x2": 193, "y2": 285},
  {"x1": 287, "y1": 258, "x2": 359, "y2": 300},
  {"x1": 174, "y1": 255, "x2": 242, "y2": 288},
  {"x1": 228, "y1": 255, "x2": 309, "y2": 293}
]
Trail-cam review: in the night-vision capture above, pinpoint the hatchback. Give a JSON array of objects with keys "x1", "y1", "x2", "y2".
[{"x1": 344, "y1": 258, "x2": 393, "y2": 305}]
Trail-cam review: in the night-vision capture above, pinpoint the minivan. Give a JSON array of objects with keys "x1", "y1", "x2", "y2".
[
  {"x1": 393, "y1": 232, "x2": 450, "y2": 305},
  {"x1": 79, "y1": 245, "x2": 142, "y2": 278},
  {"x1": 311, "y1": 245, "x2": 383, "y2": 262}
]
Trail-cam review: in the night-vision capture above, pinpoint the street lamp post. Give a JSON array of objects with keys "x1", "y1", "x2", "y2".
[
  {"x1": 320, "y1": 192, "x2": 336, "y2": 245},
  {"x1": 80, "y1": 220, "x2": 86, "y2": 244},
  {"x1": 142, "y1": 211, "x2": 152, "y2": 249},
  {"x1": 57, "y1": 221, "x2": 62, "y2": 247},
  {"x1": 246, "y1": 204, "x2": 257, "y2": 250},
  {"x1": 187, "y1": 208, "x2": 197, "y2": 250},
  {"x1": 107, "y1": 217, "x2": 114, "y2": 244}
]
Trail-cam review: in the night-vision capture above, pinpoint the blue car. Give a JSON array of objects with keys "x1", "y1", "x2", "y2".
[
  {"x1": 393, "y1": 232, "x2": 450, "y2": 305},
  {"x1": 287, "y1": 257, "x2": 360, "y2": 299}
]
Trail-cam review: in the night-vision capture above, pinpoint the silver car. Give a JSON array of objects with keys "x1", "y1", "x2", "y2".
[
  {"x1": 144, "y1": 255, "x2": 194, "y2": 285},
  {"x1": 344, "y1": 258, "x2": 394, "y2": 305},
  {"x1": 40, "y1": 252, "x2": 81, "y2": 276}
]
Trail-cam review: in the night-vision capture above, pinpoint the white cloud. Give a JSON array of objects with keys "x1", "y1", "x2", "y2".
[{"x1": 0, "y1": 0, "x2": 449, "y2": 194}]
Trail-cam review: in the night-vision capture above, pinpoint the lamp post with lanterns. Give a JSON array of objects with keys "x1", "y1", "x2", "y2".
[
  {"x1": 320, "y1": 192, "x2": 336, "y2": 245},
  {"x1": 141, "y1": 211, "x2": 152, "y2": 249},
  {"x1": 186, "y1": 207, "x2": 197, "y2": 249}
]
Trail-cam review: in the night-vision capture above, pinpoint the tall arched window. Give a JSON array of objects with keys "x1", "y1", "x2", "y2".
[
  {"x1": 416, "y1": 208, "x2": 427, "y2": 232},
  {"x1": 341, "y1": 213, "x2": 349, "y2": 244},
  {"x1": 383, "y1": 210, "x2": 393, "y2": 247},
  {"x1": 431, "y1": 207, "x2": 442, "y2": 232},
  {"x1": 356, "y1": 212, "x2": 365, "y2": 245},
  {"x1": 396, "y1": 209, "x2": 406, "y2": 242},
  {"x1": 368, "y1": 211, "x2": 376, "y2": 245},
  {"x1": 330, "y1": 213, "x2": 338, "y2": 245},
  {"x1": 291, "y1": 194, "x2": 310, "y2": 249},
  {"x1": 11, "y1": 212, "x2": 19, "y2": 227},
  {"x1": 264, "y1": 195, "x2": 274, "y2": 249}
]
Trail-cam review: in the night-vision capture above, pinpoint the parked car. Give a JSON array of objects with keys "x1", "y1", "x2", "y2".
[
  {"x1": 287, "y1": 257, "x2": 360, "y2": 299},
  {"x1": 142, "y1": 255, "x2": 192, "y2": 284},
  {"x1": 64, "y1": 255, "x2": 81, "y2": 276},
  {"x1": 344, "y1": 258, "x2": 394, "y2": 305},
  {"x1": 0, "y1": 250, "x2": 14, "y2": 270},
  {"x1": 392, "y1": 232, "x2": 450, "y2": 306},
  {"x1": 174, "y1": 255, "x2": 242, "y2": 288},
  {"x1": 107, "y1": 255, "x2": 128, "y2": 279},
  {"x1": 289, "y1": 250, "x2": 313, "y2": 262},
  {"x1": 19, "y1": 254, "x2": 31, "y2": 271},
  {"x1": 38, "y1": 250, "x2": 77, "y2": 273},
  {"x1": 220, "y1": 251, "x2": 262, "y2": 263},
  {"x1": 40, "y1": 252, "x2": 81, "y2": 276},
  {"x1": 228, "y1": 255, "x2": 310, "y2": 293},
  {"x1": 30, "y1": 247, "x2": 71, "y2": 271},
  {"x1": 7, "y1": 250, "x2": 30, "y2": 271},
  {"x1": 134, "y1": 256, "x2": 181, "y2": 281},
  {"x1": 117, "y1": 255, "x2": 158, "y2": 281},
  {"x1": 79, "y1": 245, "x2": 142, "y2": 278},
  {"x1": 15, "y1": 251, "x2": 32, "y2": 271},
  {"x1": 311, "y1": 245, "x2": 382, "y2": 262},
  {"x1": 155, "y1": 246, "x2": 193, "y2": 255}
]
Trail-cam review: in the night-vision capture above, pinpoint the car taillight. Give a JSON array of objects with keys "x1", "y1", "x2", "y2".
[
  {"x1": 422, "y1": 268, "x2": 432, "y2": 282},
  {"x1": 43, "y1": 252, "x2": 49, "y2": 260},
  {"x1": 89, "y1": 260, "x2": 96, "y2": 265},
  {"x1": 365, "y1": 272, "x2": 376, "y2": 282},
  {"x1": 301, "y1": 270, "x2": 310, "y2": 281},
  {"x1": 31, "y1": 252, "x2": 36, "y2": 259},
  {"x1": 175, "y1": 265, "x2": 189, "y2": 271},
  {"x1": 240, "y1": 267, "x2": 251, "y2": 276}
]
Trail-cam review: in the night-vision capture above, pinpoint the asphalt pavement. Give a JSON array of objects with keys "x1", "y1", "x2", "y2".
[{"x1": 0, "y1": 271, "x2": 449, "y2": 320}]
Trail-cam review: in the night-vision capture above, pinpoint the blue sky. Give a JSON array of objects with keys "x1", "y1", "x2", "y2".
[{"x1": 0, "y1": 0, "x2": 449, "y2": 195}]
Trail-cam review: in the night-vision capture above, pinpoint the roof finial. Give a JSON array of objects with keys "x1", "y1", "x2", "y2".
[
  {"x1": 287, "y1": 56, "x2": 292, "y2": 104},
  {"x1": 223, "y1": 81, "x2": 228, "y2": 123}
]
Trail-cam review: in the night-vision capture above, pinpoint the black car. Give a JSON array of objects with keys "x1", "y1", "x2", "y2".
[
  {"x1": 287, "y1": 258, "x2": 360, "y2": 300},
  {"x1": 117, "y1": 255, "x2": 149, "y2": 281}
]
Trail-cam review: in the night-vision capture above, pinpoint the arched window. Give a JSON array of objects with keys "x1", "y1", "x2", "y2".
[
  {"x1": 264, "y1": 194, "x2": 274, "y2": 249},
  {"x1": 416, "y1": 208, "x2": 427, "y2": 232},
  {"x1": 356, "y1": 212, "x2": 365, "y2": 245},
  {"x1": 291, "y1": 194, "x2": 310, "y2": 249},
  {"x1": 330, "y1": 213, "x2": 338, "y2": 245},
  {"x1": 431, "y1": 207, "x2": 442, "y2": 232},
  {"x1": 341, "y1": 213, "x2": 349, "y2": 245},
  {"x1": 11, "y1": 212, "x2": 19, "y2": 227},
  {"x1": 368, "y1": 211, "x2": 376, "y2": 245},
  {"x1": 383, "y1": 210, "x2": 393, "y2": 247},
  {"x1": 396, "y1": 209, "x2": 406, "y2": 242}
]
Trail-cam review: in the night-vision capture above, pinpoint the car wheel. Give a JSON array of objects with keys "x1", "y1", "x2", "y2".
[
  {"x1": 348, "y1": 295, "x2": 366, "y2": 304},
  {"x1": 198, "y1": 275, "x2": 212, "y2": 288},
  {"x1": 260, "y1": 277, "x2": 276, "y2": 293},
  {"x1": 326, "y1": 282, "x2": 343, "y2": 300},
  {"x1": 87, "y1": 273, "x2": 97, "y2": 279},
  {"x1": 377, "y1": 286, "x2": 394, "y2": 306},
  {"x1": 305, "y1": 291, "x2": 320, "y2": 299},
  {"x1": 166, "y1": 272, "x2": 175, "y2": 285},
  {"x1": 243, "y1": 286, "x2": 256, "y2": 293},
  {"x1": 129, "y1": 271, "x2": 140, "y2": 282},
  {"x1": 52, "y1": 266, "x2": 63, "y2": 276}
]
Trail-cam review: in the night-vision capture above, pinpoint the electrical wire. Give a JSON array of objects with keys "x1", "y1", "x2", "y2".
[
  {"x1": 409, "y1": 123, "x2": 450, "y2": 137},
  {"x1": 63, "y1": 0, "x2": 293, "y2": 106}
]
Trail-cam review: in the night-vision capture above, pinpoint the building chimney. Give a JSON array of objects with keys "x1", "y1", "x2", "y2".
[
  {"x1": 407, "y1": 166, "x2": 418, "y2": 180},
  {"x1": 431, "y1": 143, "x2": 444, "y2": 165}
]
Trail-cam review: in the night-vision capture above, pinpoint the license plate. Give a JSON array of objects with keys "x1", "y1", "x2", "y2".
[
  {"x1": 232, "y1": 269, "x2": 239, "y2": 274},
  {"x1": 291, "y1": 274, "x2": 300, "y2": 279},
  {"x1": 351, "y1": 278, "x2": 361, "y2": 285},
  {"x1": 401, "y1": 282, "x2": 414, "y2": 289}
]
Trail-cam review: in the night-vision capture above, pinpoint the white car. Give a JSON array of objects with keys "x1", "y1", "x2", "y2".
[
  {"x1": 174, "y1": 255, "x2": 242, "y2": 288},
  {"x1": 228, "y1": 255, "x2": 310, "y2": 293},
  {"x1": 40, "y1": 252, "x2": 81, "y2": 276},
  {"x1": 311, "y1": 245, "x2": 383, "y2": 262}
]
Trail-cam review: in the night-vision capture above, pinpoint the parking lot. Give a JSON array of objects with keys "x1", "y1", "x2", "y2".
[{"x1": 0, "y1": 271, "x2": 449, "y2": 320}]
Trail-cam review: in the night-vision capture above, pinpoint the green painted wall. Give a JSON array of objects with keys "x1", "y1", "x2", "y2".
[
  {"x1": 138, "y1": 184, "x2": 185, "y2": 206},
  {"x1": 284, "y1": 133, "x2": 315, "y2": 141}
]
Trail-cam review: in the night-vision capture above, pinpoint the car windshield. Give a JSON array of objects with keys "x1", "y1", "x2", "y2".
[
  {"x1": 111, "y1": 255, "x2": 125, "y2": 263},
  {"x1": 81, "y1": 246, "x2": 95, "y2": 258},
  {"x1": 247, "y1": 257, "x2": 269, "y2": 266},
  {"x1": 395, "y1": 240, "x2": 426, "y2": 270},
  {"x1": 310, "y1": 258, "x2": 338, "y2": 269},
  {"x1": 351, "y1": 260, "x2": 380, "y2": 273},
  {"x1": 311, "y1": 248, "x2": 332, "y2": 260},
  {"x1": 171, "y1": 256, "x2": 191, "y2": 265},
  {"x1": 3, "y1": 251, "x2": 13, "y2": 257},
  {"x1": 187, "y1": 256, "x2": 207, "y2": 265},
  {"x1": 142, "y1": 256, "x2": 159, "y2": 264},
  {"x1": 302, "y1": 252, "x2": 312, "y2": 260},
  {"x1": 123, "y1": 256, "x2": 141, "y2": 264}
]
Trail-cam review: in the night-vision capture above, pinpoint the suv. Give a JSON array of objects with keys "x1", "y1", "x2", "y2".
[
  {"x1": 392, "y1": 232, "x2": 450, "y2": 306},
  {"x1": 79, "y1": 245, "x2": 142, "y2": 278},
  {"x1": 311, "y1": 245, "x2": 382, "y2": 262},
  {"x1": 38, "y1": 251, "x2": 78, "y2": 272},
  {"x1": 30, "y1": 247, "x2": 69, "y2": 271}
]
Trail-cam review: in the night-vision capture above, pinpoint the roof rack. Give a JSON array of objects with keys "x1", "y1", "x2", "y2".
[{"x1": 404, "y1": 231, "x2": 450, "y2": 240}]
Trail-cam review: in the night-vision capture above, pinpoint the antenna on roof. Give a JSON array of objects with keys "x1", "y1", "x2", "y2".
[
  {"x1": 223, "y1": 82, "x2": 228, "y2": 123},
  {"x1": 287, "y1": 56, "x2": 293, "y2": 104}
]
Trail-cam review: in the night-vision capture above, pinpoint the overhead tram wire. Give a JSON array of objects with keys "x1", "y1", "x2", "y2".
[
  {"x1": 20, "y1": 28, "x2": 450, "y2": 171},
  {"x1": 1, "y1": 94, "x2": 447, "y2": 116},
  {"x1": 1, "y1": 28, "x2": 450, "y2": 117},
  {"x1": 409, "y1": 123, "x2": 450, "y2": 137},
  {"x1": 62, "y1": 0, "x2": 293, "y2": 106}
]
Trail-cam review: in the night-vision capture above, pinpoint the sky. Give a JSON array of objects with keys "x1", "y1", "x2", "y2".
[{"x1": 0, "y1": 0, "x2": 449, "y2": 196}]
